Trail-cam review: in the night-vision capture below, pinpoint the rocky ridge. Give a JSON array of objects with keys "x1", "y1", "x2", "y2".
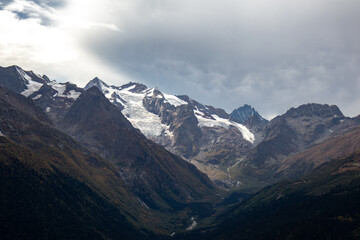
[
  {"x1": 231, "y1": 103, "x2": 360, "y2": 187},
  {"x1": 83, "y1": 78, "x2": 256, "y2": 186},
  {"x1": 2, "y1": 65, "x2": 359, "y2": 190}
]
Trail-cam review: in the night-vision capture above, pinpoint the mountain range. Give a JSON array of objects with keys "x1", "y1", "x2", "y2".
[
  {"x1": 1, "y1": 65, "x2": 360, "y2": 239},
  {"x1": 2, "y1": 65, "x2": 360, "y2": 188}
]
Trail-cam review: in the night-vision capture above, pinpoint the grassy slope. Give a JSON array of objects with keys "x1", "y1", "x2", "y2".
[
  {"x1": 0, "y1": 138, "x2": 146, "y2": 240},
  {"x1": 0, "y1": 87, "x2": 163, "y2": 238},
  {"x1": 178, "y1": 151, "x2": 360, "y2": 239}
]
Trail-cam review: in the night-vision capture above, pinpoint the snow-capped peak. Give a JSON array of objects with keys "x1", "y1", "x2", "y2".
[
  {"x1": 194, "y1": 110, "x2": 255, "y2": 143},
  {"x1": 83, "y1": 78, "x2": 254, "y2": 144},
  {"x1": 163, "y1": 93, "x2": 188, "y2": 107},
  {"x1": 84, "y1": 77, "x2": 109, "y2": 92},
  {"x1": 12, "y1": 66, "x2": 83, "y2": 100},
  {"x1": 84, "y1": 80, "x2": 173, "y2": 139},
  {"x1": 15, "y1": 66, "x2": 32, "y2": 82},
  {"x1": 143, "y1": 87, "x2": 188, "y2": 107},
  {"x1": 17, "y1": 67, "x2": 44, "y2": 97},
  {"x1": 47, "y1": 82, "x2": 82, "y2": 99},
  {"x1": 180, "y1": 96, "x2": 255, "y2": 143},
  {"x1": 230, "y1": 104, "x2": 267, "y2": 124}
]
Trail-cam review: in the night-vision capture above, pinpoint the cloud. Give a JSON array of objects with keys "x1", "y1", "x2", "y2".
[
  {"x1": 0, "y1": 0, "x2": 127, "y2": 86},
  {"x1": 82, "y1": 0, "x2": 360, "y2": 118},
  {"x1": 1, "y1": 0, "x2": 360, "y2": 119},
  {"x1": 3, "y1": 0, "x2": 62, "y2": 25}
]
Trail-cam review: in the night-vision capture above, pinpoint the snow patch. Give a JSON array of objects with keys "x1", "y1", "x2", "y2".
[
  {"x1": 32, "y1": 94, "x2": 42, "y2": 100},
  {"x1": 98, "y1": 84, "x2": 172, "y2": 139},
  {"x1": 136, "y1": 197, "x2": 150, "y2": 210},
  {"x1": 17, "y1": 67, "x2": 45, "y2": 97},
  {"x1": 163, "y1": 93, "x2": 188, "y2": 107},
  {"x1": 144, "y1": 88, "x2": 187, "y2": 107},
  {"x1": 15, "y1": 66, "x2": 32, "y2": 81},
  {"x1": 186, "y1": 217, "x2": 197, "y2": 231},
  {"x1": 46, "y1": 107, "x2": 51, "y2": 113},
  {"x1": 21, "y1": 80, "x2": 43, "y2": 97},
  {"x1": 49, "y1": 82, "x2": 81, "y2": 99},
  {"x1": 67, "y1": 90, "x2": 81, "y2": 99},
  {"x1": 195, "y1": 111, "x2": 255, "y2": 143},
  {"x1": 0, "y1": 130, "x2": 5, "y2": 137},
  {"x1": 50, "y1": 83, "x2": 66, "y2": 97},
  {"x1": 121, "y1": 84, "x2": 136, "y2": 91},
  {"x1": 142, "y1": 87, "x2": 153, "y2": 94},
  {"x1": 120, "y1": 90, "x2": 170, "y2": 137}
]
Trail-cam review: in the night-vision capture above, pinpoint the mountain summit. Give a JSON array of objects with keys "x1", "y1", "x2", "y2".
[
  {"x1": 230, "y1": 104, "x2": 267, "y2": 124},
  {"x1": 0, "y1": 65, "x2": 48, "y2": 95},
  {"x1": 284, "y1": 103, "x2": 344, "y2": 118},
  {"x1": 84, "y1": 77, "x2": 109, "y2": 92},
  {"x1": 60, "y1": 86, "x2": 217, "y2": 210},
  {"x1": 2, "y1": 65, "x2": 359, "y2": 190},
  {"x1": 83, "y1": 79, "x2": 255, "y2": 187}
]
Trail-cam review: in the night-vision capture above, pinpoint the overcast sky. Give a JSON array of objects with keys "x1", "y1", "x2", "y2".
[{"x1": 0, "y1": 0, "x2": 359, "y2": 119}]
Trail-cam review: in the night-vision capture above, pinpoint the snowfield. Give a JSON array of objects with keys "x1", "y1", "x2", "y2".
[
  {"x1": 194, "y1": 110, "x2": 255, "y2": 143},
  {"x1": 98, "y1": 84, "x2": 174, "y2": 139},
  {"x1": 92, "y1": 81, "x2": 255, "y2": 143}
]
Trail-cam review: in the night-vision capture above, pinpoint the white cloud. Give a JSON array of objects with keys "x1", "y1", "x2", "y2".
[{"x1": 0, "y1": 0, "x2": 128, "y2": 86}]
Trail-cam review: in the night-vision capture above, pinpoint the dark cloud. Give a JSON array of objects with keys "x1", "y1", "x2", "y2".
[
  {"x1": 0, "y1": 1, "x2": 13, "y2": 8},
  {"x1": 83, "y1": 0, "x2": 360, "y2": 118},
  {"x1": 1, "y1": 0, "x2": 359, "y2": 119},
  {"x1": 34, "y1": 0, "x2": 67, "y2": 8},
  {"x1": 2, "y1": 0, "x2": 67, "y2": 8}
]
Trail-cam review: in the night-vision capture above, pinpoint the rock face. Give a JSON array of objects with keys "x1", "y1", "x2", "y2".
[
  {"x1": 185, "y1": 150, "x2": 360, "y2": 240},
  {"x1": 230, "y1": 104, "x2": 269, "y2": 136},
  {"x1": 0, "y1": 86, "x2": 150, "y2": 239},
  {"x1": 231, "y1": 103, "x2": 360, "y2": 187},
  {"x1": 59, "y1": 86, "x2": 217, "y2": 210},
  {"x1": 0, "y1": 65, "x2": 48, "y2": 94},
  {"x1": 142, "y1": 91, "x2": 202, "y2": 158},
  {"x1": 2, "y1": 65, "x2": 360, "y2": 191},
  {"x1": 276, "y1": 126, "x2": 360, "y2": 179},
  {"x1": 29, "y1": 82, "x2": 84, "y2": 126},
  {"x1": 4, "y1": 64, "x2": 360, "y2": 238},
  {"x1": 81, "y1": 78, "x2": 256, "y2": 187},
  {"x1": 231, "y1": 104, "x2": 267, "y2": 124},
  {"x1": 0, "y1": 67, "x2": 259, "y2": 187},
  {"x1": 0, "y1": 65, "x2": 83, "y2": 126}
]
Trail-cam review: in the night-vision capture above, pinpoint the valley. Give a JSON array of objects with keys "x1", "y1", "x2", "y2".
[{"x1": 1, "y1": 65, "x2": 360, "y2": 239}]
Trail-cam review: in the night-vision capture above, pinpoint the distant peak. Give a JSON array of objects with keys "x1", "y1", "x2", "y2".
[
  {"x1": 120, "y1": 82, "x2": 148, "y2": 93},
  {"x1": 5, "y1": 65, "x2": 22, "y2": 71},
  {"x1": 9, "y1": 65, "x2": 19, "y2": 70},
  {"x1": 92, "y1": 77, "x2": 107, "y2": 85},
  {"x1": 230, "y1": 104, "x2": 266, "y2": 124},
  {"x1": 177, "y1": 95, "x2": 191, "y2": 103},
  {"x1": 285, "y1": 103, "x2": 344, "y2": 118},
  {"x1": 152, "y1": 87, "x2": 163, "y2": 96},
  {"x1": 84, "y1": 77, "x2": 109, "y2": 91},
  {"x1": 42, "y1": 75, "x2": 51, "y2": 82}
]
